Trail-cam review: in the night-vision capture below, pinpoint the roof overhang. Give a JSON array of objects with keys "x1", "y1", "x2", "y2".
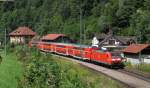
[
  {"x1": 123, "y1": 44, "x2": 150, "y2": 54},
  {"x1": 41, "y1": 34, "x2": 66, "y2": 41}
]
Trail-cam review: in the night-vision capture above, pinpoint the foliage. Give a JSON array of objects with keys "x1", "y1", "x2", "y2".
[
  {"x1": 12, "y1": 46, "x2": 124, "y2": 88},
  {"x1": 124, "y1": 61, "x2": 133, "y2": 69},
  {"x1": 22, "y1": 60, "x2": 56, "y2": 88},
  {"x1": 0, "y1": 0, "x2": 149, "y2": 43},
  {"x1": 0, "y1": 53, "x2": 23, "y2": 88},
  {"x1": 125, "y1": 62, "x2": 150, "y2": 74},
  {"x1": 130, "y1": 9, "x2": 150, "y2": 43},
  {"x1": 136, "y1": 63, "x2": 150, "y2": 73}
]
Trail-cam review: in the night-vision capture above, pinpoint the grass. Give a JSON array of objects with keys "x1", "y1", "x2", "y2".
[
  {"x1": 0, "y1": 46, "x2": 126, "y2": 88},
  {"x1": 136, "y1": 64, "x2": 150, "y2": 73},
  {"x1": 125, "y1": 62, "x2": 150, "y2": 74},
  {"x1": 52, "y1": 56, "x2": 125, "y2": 88},
  {"x1": 0, "y1": 52, "x2": 23, "y2": 88}
]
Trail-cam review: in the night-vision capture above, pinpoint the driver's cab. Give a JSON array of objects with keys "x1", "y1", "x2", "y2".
[{"x1": 111, "y1": 52, "x2": 126, "y2": 62}]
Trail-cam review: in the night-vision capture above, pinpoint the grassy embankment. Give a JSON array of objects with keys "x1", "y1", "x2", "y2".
[
  {"x1": 18, "y1": 47, "x2": 126, "y2": 88},
  {"x1": 53, "y1": 57, "x2": 124, "y2": 88},
  {"x1": 125, "y1": 62, "x2": 150, "y2": 74},
  {"x1": 0, "y1": 46, "x2": 126, "y2": 88},
  {"x1": 0, "y1": 52, "x2": 23, "y2": 88}
]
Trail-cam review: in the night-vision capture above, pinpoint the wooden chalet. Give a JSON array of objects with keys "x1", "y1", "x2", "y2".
[
  {"x1": 41, "y1": 34, "x2": 73, "y2": 43},
  {"x1": 123, "y1": 44, "x2": 150, "y2": 64},
  {"x1": 96, "y1": 33, "x2": 136, "y2": 47},
  {"x1": 9, "y1": 26, "x2": 36, "y2": 44}
]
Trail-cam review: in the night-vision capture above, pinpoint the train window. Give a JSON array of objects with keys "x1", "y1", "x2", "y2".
[
  {"x1": 111, "y1": 52, "x2": 120, "y2": 56},
  {"x1": 96, "y1": 48, "x2": 107, "y2": 53},
  {"x1": 111, "y1": 52, "x2": 123, "y2": 58},
  {"x1": 57, "y1": 45, "x2": 65, "y2": 48},
  {"x1": 74, "y1": 47, "x2": 83, "y2": 50},
  {"x1": 91, "y1": 46, "x2": 99, "y2": 48},
  {"x1": 96, "y1": 50, "x2": 104, "y2": 53}
]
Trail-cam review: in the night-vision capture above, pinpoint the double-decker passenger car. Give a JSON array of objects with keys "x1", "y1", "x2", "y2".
[{"x1": 33, "y1": 41, "x2": 123, "y2": 66}]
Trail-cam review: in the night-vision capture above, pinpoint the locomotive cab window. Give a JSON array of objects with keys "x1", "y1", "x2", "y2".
[{"x1": 111, "y1": 52, "x2": 122, "y2": 58}]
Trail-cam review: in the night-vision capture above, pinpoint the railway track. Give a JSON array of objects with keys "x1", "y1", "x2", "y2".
[{"x1": 49, "y1": 53, "x2": 150, "y2": 88}]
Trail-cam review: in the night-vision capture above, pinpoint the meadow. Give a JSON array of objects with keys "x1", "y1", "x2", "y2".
[
  {"x1": 0, "y1": 52, "x2": 23, "y2": 88},
  {"x1": 125, "y1": 62, "x2": 150, "y2": 74},
  {"x1": 0, "y1": 46, "x2": 125, "y2": 88}
]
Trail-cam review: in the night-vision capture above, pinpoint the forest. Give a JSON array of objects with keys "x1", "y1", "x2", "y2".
[{"x1": 0, "y1": 0, "x2": 150, "y2": 43}]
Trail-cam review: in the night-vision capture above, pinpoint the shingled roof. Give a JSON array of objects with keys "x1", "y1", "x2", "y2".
[
  {"x1": 41, "y1": 34, "x2": 66, "y2": 40},
  {"x1": 9, "y1": 26, "x2": 36, "y2": 36},
  {"x1": 123, "y1": 44, "x2": 150, "y2": 54},
  {"x1": 96, "y1": 34, "x2": 136, "y2": 45}
]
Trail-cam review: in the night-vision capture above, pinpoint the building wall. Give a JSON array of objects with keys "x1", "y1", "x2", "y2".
[
  {"x1": 144, "y1": 59, "x2": 150, "y2": 63},
  {"x1": 10, "y1": 35, "x2": 34, "y2": 44},
  {"x1": 102, "y1": 39, "x2": 121, "y2": 46},
  {"x1": 10, "y1": 36, "x2": 25, "y2": 44},
  {"x1": 125, "y1": 54, "x2": 150, "y2": 64},
  {"x1": 126, "y1": 57, "x2": 140, "y2": 64},
  {"x1": 142, "y1": 55, "x2": 150, "y2": 64}
]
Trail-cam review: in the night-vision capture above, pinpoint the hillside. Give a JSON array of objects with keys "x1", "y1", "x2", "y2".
[{"x1": 0, "y1": 0, "x2": 150, "y2": 43}]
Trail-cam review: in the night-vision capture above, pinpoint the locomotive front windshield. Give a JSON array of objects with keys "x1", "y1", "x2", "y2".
[{"x1": 111, "y1": 52, "x2": 123, "y2": 58}]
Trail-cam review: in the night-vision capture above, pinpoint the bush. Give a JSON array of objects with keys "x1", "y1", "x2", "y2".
[
  {"x1": 19, "y1": 54, "x2": 92, "y2": 88},
  {"x1": 24, "y1": 60, "x2": 56, "y2": 88},
  {"x1": 125, "y1": 61, "x2": 133, "y2": 69},
  {"x1": 17, "y1": 46, "x2": 123, "y2": 88}
]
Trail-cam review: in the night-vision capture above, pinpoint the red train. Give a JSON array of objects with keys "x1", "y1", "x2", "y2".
[{"x1": 30, "y1": 41, "x2": 124, "y2": 66}]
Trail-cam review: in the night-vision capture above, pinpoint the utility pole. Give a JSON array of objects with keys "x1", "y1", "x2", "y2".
[
  {"x1": 4, "y1": 28, "x2": 7, "y2": 56},
  {"x1": 80, "y1": 8, "x2": 83, "y2": 45},
  {"x1": 83, "y1": 23, "x2": 86, "y2": 44},
  {"x1": 80, "y1": 7, "x2": 83, "y2": 59},
  {"x1": 4, "y1": 0, "x2": 8, "y2": 57},
  {"x1": 139, "y1": 31, "x2": 142, "y2": 63}
]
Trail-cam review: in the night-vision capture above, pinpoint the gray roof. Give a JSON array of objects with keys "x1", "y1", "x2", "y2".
[
  {"x1": 97, "y1": 34, "x2": 137, "y2": 45},
  {"x1": 116, "y1": 36, "x2": 137, "y2": 44},
  {"x1": 96, "y1": 33, "x2": 108, "y2": 39}
]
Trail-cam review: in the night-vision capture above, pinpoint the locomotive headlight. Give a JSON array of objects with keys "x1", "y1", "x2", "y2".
[
  {"x1": 112, "y1": 59, "x2": 116, "y2": 61},
  {"x1": 112, "y1": 58, "x2": 121, "y2": 61},
  {"x1": 117, "y1": 58, "x2": 121, "y2": 61}
]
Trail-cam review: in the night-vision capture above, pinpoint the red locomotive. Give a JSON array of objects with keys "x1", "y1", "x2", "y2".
[{"x1": 33, "y1": 41, "x2": 123, "y2": 66}]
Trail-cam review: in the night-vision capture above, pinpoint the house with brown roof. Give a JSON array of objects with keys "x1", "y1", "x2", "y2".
[
  {"x1": 123, "y1": 44, "x2": 150, "y2": 64},
  {"x1": 9, "y1": 26, "x2": 36, "y2": 44},
  {"x1": 41, "y1": 34, "x2": 73, "y2": 43},
  {"x1": 96, "y1": 33, "x2": 136, "y2": 47}
]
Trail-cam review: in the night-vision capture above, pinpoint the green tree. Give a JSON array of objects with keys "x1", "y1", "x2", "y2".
[
  {"x1": 116, "y1": 0, "x2": 144, "y2": 27},
  {"x1": 130, "y1": 9, "x2": 150, "y2": 43}
]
